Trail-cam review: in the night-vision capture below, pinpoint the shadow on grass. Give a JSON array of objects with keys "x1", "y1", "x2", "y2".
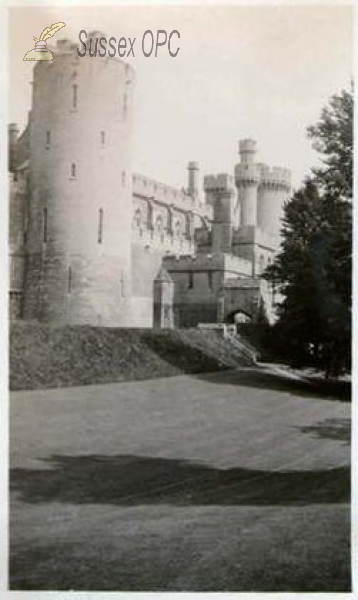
[
  {"x1": 297, "y1": 418, "x2": 351, "y2": 444},
  {"x1": 195, "y1": 368, "x2": 351, "y2": 402},
  {"x1": 11, "y1": 454, "x2": 350, "y2": 506},
  {"x1": 140, "y1": 331, "x2": 350, "y2": 402}
]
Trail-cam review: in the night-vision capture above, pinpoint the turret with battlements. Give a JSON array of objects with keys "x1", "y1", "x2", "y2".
[
  {"x1": 204, "y1": 173, "x2": 236, "y2": 253},
  {"x1": 256, "y1": 163, "x2": 291, "y2": 239},
  {"x1": 235, "y1": 139, "x2": 260, "y2": 226},
  {"x1": 235, "y1": 139, "x2": 291, "y2": 241},
  {"x1": 22, "y1": 32, "x2": 136, "y2": 325}
]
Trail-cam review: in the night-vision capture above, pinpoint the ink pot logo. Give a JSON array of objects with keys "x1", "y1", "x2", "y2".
[{"x1": 23, "y1": 22, "x2": 66, "y2": 61}]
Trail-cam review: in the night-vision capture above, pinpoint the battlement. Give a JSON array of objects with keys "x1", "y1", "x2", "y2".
[
  {"x1": 232, "y1": 224, "x2": 279, "y2": 249},
  {"x1": 257, "y1": 163, "x2": 291, "y2": 190},
  {"x1": 53, "y1": 33, "x2": 136, "y2": 81},
  {"x1": 132, "y1": 172, "x2": 212, "y2": 220},
  {"x1": 163, "y1": 252, "x2": 252, "y2": 277},
  {"x1": 188, "y1": 161, "x2": 199, "y2": 171},
  {"x1": 239, "y1": 139, "x2": 257, "y2": 156},
  {"x1": 203, "y1": 173, "x2": 235, "y2": 193}
]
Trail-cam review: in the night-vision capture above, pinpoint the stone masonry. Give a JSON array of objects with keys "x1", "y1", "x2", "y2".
[{"x1": 9, "y1": 33, "x2": 291, "y2": 328}]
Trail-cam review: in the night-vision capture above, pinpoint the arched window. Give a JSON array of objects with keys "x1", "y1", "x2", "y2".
[
  {"x1": 71, "y1": 163, "x2": 76, "y2": 178},
  {"x1": 68, "y1": 266, "x2": 72, "y2": 293},
  {"x1": 100, "y1": 131, "x2": 105, "y2": 145},
  {"x1": 46, "y1": 130, "x2": 51, "y2": 146}
]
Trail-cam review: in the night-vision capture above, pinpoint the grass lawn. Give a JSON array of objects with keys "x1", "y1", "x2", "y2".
[{"x1": 10, "y1": 367, "x2": 351, "y2": 591}]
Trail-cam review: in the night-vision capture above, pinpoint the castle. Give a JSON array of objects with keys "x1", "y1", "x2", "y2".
[{"x1": 9, "y1": 33, "x2": 291, "y2": 329}]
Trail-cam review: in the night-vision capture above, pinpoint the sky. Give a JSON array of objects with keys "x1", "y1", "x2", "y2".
[{"x1": 8, "y1": 4, "x2": 353, "y2": 190}]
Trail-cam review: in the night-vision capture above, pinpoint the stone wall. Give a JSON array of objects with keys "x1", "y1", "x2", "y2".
[{"x1": 163, "y1": 253, "x2": 253, "y2": 328}]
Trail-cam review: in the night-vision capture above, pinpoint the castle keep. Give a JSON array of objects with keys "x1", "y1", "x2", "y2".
[{"x1": 9, "y1": 34, "x2": 291, "y2": 328}]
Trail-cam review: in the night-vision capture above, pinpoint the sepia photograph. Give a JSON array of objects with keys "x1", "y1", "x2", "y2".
[{"x1": 6, "y1": 2, "x2": 353, "y2": 593}]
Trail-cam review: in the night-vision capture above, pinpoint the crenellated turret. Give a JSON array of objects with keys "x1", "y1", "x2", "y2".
[
  {"x1": 256, "y1": 163, "x2": 291, "y2": 240},
  {"x1": 235, "y1": 139, "x2": 260, "y2": 226},
  {"x1": 234, "y1": 139, "x2": 291, "y2": 241},
  {"x1": 257, "y1": 164, "x2": 291, "y2": 190},
  {"x1": 23, "y1": 33, "x2": 136, "y2": 325},
  {"x1": 204, "y1": 173, "x2": 236, "y2": 253}
]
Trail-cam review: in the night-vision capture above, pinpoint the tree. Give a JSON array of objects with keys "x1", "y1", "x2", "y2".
[
  {"x1": 307, "y1": 84, "x2": 353, "y2": 199},
  {"x1": 265, "y1": 87, "x2": 353, "y2": 376}
]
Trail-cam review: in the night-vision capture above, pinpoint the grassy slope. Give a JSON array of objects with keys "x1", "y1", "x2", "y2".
[{"x1": 10, "y1": 322, "x2": 254, "y2": 391}]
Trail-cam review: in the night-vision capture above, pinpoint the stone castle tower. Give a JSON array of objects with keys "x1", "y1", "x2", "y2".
[
  {"x1": 22, "y1": 33, "x2": 135, "y2": 326},
  {"x1": 235, "y1": 139, "x2": 291, "y2": 239},
  {"x1": 9, "y1": 34, "x2": 291, "y2": 328}
]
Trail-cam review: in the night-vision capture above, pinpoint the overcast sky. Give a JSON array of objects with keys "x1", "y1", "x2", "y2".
[{"x1": 9, "y1": 4, "x2": 352, "y2": 190}]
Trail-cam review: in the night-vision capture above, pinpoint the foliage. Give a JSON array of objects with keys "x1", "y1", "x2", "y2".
[
  {"x1": 307, "y1": 85, "x2": 353, "y2": 199},
  {"x1": 264, "y1": 87, "x2": 352, "y2": 377}
]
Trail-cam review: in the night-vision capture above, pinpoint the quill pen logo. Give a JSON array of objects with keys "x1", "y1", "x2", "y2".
[{"x1": 23, "y1": 22, "x2": 66, "y2": 61}]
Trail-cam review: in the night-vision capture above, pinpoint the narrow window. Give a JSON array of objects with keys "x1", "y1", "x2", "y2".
[
  {"x1": 134, "y1": 209, "x2": 141, "y2": 228},
  {"x1": 46, "y1": 130, "x2": 51, "y2": 146},
  {"x1": 100, "y1": 130, "x2": 105, "y2": 145},
  {"x1": 71, "y1": 163, "x2": 76, "y2": 178},
  {"x1": 208, "y1": 271, "x2": 213, "y2": 290},
  {"x1": 123, "y1": 93, "x2": 128, "y2": 119},
  {"x1": 72, "y1": 84, "x2": 78, "y2": 109},
  {"x1": 188, "y1": 272, "x2": 194, "y2": 289},
  {"x1": 98, "y1": 208, "x2": 103, "y2": 243},
  {"x1": 156, "y1": 215, "x2": 162, "y2": 233},
  {"x1": 68, "y1": 266, "x2": 72, "y2": 293},
  {"x1": 43, "y1": 207, "x2": 48, "y2": 243},
  {"x1": 122, "y1": 171, "x2": 126, "y2": 186}
]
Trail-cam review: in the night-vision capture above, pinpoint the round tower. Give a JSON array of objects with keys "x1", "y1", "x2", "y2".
[
  {"x1": 257, "y1": 165, "x2": 291, "y2": 240},
  {"x1": 23, "y1": 33, "x2": 136, "y2": 325},
  {"x1": 234, "y1": 139, "x2": 259, "y2": 226}
]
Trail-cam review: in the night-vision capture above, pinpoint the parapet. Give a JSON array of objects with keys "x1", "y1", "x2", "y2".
[
  {"x1": 257, "y1": 163, "x2": 291, "y2": 191},
  {"x1": 188, "y1": 161, "x2": 199, "y2": 171},
  {"x1": 203, "y1": 173, "x2": 235, "y2": 193},
  {"x1": 239, "y1": 139, "x2": 257, "y2": 157}
]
